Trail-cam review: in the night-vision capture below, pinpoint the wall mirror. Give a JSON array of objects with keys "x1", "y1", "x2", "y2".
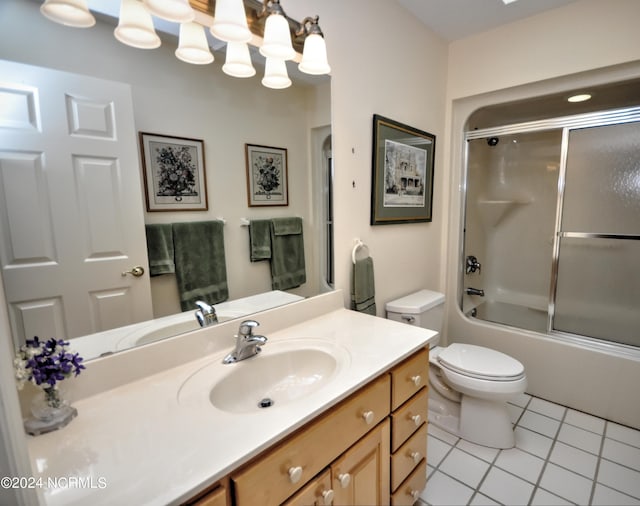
[{"x1": 0, "y1": 0, "x2": 332, "y2": 361}]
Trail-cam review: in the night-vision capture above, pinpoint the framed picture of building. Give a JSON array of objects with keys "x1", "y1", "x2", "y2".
[
  {"x1": 245, "y1": 143, "x2": 289, "y2": 207},
  {"x1": 370, "y1": 115, "x2": 435, "y2": 224},
  {"x1": 139, "y1": 132, "x2": 208, "y2": 212}
]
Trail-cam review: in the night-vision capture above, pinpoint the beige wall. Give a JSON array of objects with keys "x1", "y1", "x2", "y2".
[{"x1": 443, "y1": 0, "x2": 640, "y2": 427}]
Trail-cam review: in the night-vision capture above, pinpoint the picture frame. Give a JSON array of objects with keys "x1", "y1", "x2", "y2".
[
  {"x1": 245, "y1": 143, "x2": 289, "y2": 207},
  {"x1": 370, "y1": 114, "x2": 436, "y2": 225},
  {"x1": 139, "y1": 132, "x2": 208, "y2": 212}
]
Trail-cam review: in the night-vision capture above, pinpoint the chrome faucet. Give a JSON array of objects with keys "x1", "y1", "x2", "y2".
[
  {"x1": 223, "y1": 320, "x2": 267, "y2": 364},
  {"x1": 465, "y1": 255, "x2": 482, "y2": 275},
  {"x1": 465, "y1": 287, "x2": 485, "y2": 297},
  {"x1": 195, "y1": 300, "x2": 218, "y2": 327}
]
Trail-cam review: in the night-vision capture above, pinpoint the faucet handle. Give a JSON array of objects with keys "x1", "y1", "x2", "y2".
[{"x1": 238, "y1": 319, "x2": 259, "y2": 337}]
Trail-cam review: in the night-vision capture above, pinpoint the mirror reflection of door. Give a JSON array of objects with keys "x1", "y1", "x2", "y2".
[{"x1": 0, "y1": 60, "x2": 153, "y2": 348}]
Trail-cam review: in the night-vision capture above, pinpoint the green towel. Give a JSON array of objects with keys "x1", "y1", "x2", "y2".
[
  {"x1": 269, "y1": 217, "x2": 306, "y2": 290},
  {"x1": 249, "y1": 220, "x2": 272, "y2": 262},
  {"x1": 145, "y1": 224, "x2": 175, "y2": 276},
  {"x1": 172, "y1": 220, "x2": 229, "y2": 311},
  {"x1": 351, "y1": 257, "x2": 376, "y2": 315}
]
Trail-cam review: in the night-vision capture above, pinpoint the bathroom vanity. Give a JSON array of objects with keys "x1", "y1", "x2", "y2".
[{"x1": 25, "y1": 291, "x2": 436, "y2": 505}]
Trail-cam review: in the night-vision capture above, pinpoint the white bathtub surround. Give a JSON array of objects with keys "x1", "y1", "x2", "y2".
[{"x1": 26, "y1": 290, "x2": 437, "y2": 505}]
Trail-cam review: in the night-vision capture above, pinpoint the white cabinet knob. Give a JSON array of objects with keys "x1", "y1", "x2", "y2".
[
  {"x1": 321, "y1": 489, "x2": 334, "y2": 505},
  {"x1": 411, "y1": 375, "x2": 422, "y2": 387},
  {"x1": 411, "y1": 414, "x2": 421, "y2": 426},
  {"x1": 288, "y1": 466, "x2": 303, "y2": 484},
  {"x1": 410, "y1": 489, "x2": 420, "y2": 501},
  {"x1": 410, "y1": 451, "x2": 422, "y2": 464},
  {"x1": 362, "y1": 410, "x2": 375, "y2": 425},
  {"x1": 337, "y1": 473, "x2": 351, "y2": 488}
]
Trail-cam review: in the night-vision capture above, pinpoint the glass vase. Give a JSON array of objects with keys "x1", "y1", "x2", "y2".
[{"x1": 25, "y1": 386, "x2": 77, "y2": 436}]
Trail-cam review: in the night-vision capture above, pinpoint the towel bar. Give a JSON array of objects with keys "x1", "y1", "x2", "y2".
[{"x1": 352, "y1": 239, "x2": 370, "y2": 264}]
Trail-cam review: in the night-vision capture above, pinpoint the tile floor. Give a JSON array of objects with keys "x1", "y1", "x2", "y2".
[{"x1": 419, "y1": 393, "x2": 640, "y2": 506}]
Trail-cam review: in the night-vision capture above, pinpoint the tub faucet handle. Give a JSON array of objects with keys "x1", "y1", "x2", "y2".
[{"x1": 466, "y1": 255, "x2": 481, "y2": 274}]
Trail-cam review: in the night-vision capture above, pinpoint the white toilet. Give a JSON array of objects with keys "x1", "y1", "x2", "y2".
[{"x1": 386, "y1": 289, "x2": 527, "y2": 449}]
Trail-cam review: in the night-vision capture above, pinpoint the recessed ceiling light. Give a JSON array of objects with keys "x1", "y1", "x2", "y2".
[
  {"x1": 567, "y1": 93, "x2": 592, "y2": 103},
  {"x1": 502, "y1": 0, "x2": 520, "y2": 4}
]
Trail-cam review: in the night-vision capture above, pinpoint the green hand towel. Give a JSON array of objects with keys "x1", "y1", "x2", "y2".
[
  {"x1": 172, "y1": 220, "x2": 229, "y2": 311},
  {"x1": 269, "y1": 217, "x2": 306, "y2": 290},
  {"x1": 249, "y1": 219, "x2": 272, "y2": 262},
  {"x1": 351, "y1": 257, "x2": 376, "y2": 315},
  {"x1": 145, "y1": 224, "x2": 175, "y2": 276}
]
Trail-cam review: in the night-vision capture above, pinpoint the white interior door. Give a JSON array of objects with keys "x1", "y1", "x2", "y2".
[{"x1": 0, "y1": 59, "x2": 152, "y2": 347}]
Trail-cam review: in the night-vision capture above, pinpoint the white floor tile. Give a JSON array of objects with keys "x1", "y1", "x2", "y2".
[
  {"x1": 514, "y1": 426, "x2": 554, "y2": 459},
  {"x1": 592, "y1": 483, "x2": 640, "y2": 506},
  {"x1": 428, "y1": 423, "x2": 460, "y2": 446},
  {"x1": 556, "y1": 423, "x2": 602, "y2": 455},
  {"x1": 602, "y1": 437, "x2": 640, "y2": 471},
  {"x1": 422, "y1": 470, "x2": 474, "y2": 506},
  {"x1": 530, "y1": 487, "x2": 574, "y2": 506},
  {"x1": 606, "y1": 422, "x2": 640, "y2": 449},
  {"x1": 480, "y1": 467, "x2": 534, "y2": 506},
  {"x1": 427, "y1": 435, "x2": 452, "y2": 467},
  {"x1": 494, "y1": 447, "x2": 545, "y2": 483},
  {"x1": 439, "y1": 448, "x2": 490, "y2": 488},
  {"x1": 456, "y1": 439, "x2": 500, "y2": 463},
  {"x1": 427, "y1": 464, "x2": 435, "y2": 478},
  {"x1": 469, "y1": 492, "x2": 500, "y2": 505},
  {"x1": 597, "y1": 459, "x2": 640, "y2": 499},
  {"x1": 509, "y1": 392, "x2": 532, "y2": 409},
  {"x1": 539, "y1": 462, "x2": 593, "y2": 505},
  {"x1": 565, "y1": 408, "x2": 606, "y2": 434},
  {"x1": 518, "y1": 411, "x2": 561, "y2": 438},
  {"x1": 528, "y1": 397, "x2": 566, "y2": 420},
  {"x1": 549, "y1": 441, "x2": 598, "y2": 478}
]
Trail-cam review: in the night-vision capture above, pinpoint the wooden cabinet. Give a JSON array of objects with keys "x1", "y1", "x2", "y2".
[{"x1": 186, "y1": 348, "x2": 429, "y2": 506}]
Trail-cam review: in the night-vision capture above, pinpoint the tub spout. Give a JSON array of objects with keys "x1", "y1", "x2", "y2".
[{"x1": 465, "y1": 287, "x2": 485, "y2": 297}]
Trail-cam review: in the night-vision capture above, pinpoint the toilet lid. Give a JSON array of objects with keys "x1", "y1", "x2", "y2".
[{"x1": 437, "y1": 343, "x2": 525, "y2": 381}]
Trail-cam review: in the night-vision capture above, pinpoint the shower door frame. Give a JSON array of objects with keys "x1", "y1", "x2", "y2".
[{"x1": 462, "y1": 105, "x2": 640, "y2": 356}]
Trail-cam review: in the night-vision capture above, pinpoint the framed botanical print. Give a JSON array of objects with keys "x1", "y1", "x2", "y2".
[
  {"x1": 370, "y1": 115, "x2": 436, "y2": 224},
  {"x1": 245, "y1": 143, "x2": 289, "y2": 207},
  {"x1": 139, "y1": 132, "x2": 208, "y2": 212}
]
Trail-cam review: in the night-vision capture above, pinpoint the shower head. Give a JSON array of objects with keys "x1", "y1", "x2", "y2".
[{"x1": 487, "y1": 137, "x2": 499, "y2": 147}]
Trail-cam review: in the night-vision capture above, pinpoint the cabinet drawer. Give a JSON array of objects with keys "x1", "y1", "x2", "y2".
[
  {"x1": 391, "y1": 348, "x2": 429, "y2": 411},
  {"x1": 282, "y1": 469, "x2": 332, "y2": 506},
  {"x1": 390, "y1": 459, "x2": 427, "y2": 506},
  {"x1": 391, "y1": 422, "x2": 427, "y2": 492},
  {"x1": 391, "y1": 388, "x2": 428, "y2": 452},
  {"x1": 232, "y1": 374, "x2": 391, "y2": 506}
]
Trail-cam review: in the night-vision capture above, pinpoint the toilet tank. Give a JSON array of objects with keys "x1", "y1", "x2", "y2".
[{"x1": 385, "y1": 289, "x2": 445, "y2": 333}]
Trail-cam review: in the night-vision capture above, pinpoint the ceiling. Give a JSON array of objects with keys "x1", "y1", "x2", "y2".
[{"x1": 396, "y1": 0, "x2": 578, "y2": 41}]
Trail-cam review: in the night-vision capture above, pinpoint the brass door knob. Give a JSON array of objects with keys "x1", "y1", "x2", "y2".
[{"x1": 121, "y1": 266, "x2": 145, "y2": 277}]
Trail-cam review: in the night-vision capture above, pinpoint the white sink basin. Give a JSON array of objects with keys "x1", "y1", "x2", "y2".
[{"x1": 178, "y1": 338, "x2": 351, "y2": 413}]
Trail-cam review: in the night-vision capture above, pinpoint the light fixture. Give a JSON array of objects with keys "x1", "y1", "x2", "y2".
[
  {"x1": 114, "y1": 0, "x2": 161, "y2": 49},
  {"x1": 259, "y1": 0, "x2": 295, "y2": 61},
  {"x1": 143, "y1": 0, "x2": 194, "y2": 23},
  {"x1": 223, "y1": 42, "x2": 256, "y2": 78},
  {"x1": 211, "y1": 0, "x2": 252, "y2": 43},
  {"x1": 296, "y1": 16, "x2": 330, "y2": 75},
  {"x1": 40, "y1": 0, "x2": 96, "y2": 28},
  {"x1": 567, "y1": 93, "x2": 592, "y2": 103},
  {"x1": 175, "y1": 22, "x2": 214, "y2": 64},
  {"x1": 262, "y1": 57, "x2": 291, "y2": 89}
]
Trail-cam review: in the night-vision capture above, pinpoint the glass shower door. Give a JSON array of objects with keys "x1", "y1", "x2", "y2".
[{"x1": 552, "y1": 120, "x2": 640, "y2": 346}]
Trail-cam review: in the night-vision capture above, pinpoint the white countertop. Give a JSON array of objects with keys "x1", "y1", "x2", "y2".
[{"x1": 27, "y1": 293, "x2": 437, "y2": 506}]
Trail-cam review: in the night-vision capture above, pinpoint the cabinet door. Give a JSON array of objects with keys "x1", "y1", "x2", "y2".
[
  {"x1": 190, "y1": 484, "x2": 228, "y2": 506},
  {"x1": 282, "y1": 469, "x2": 334, "y2": 506},
  {"x1": 331, "y1": 419, "x2": 390, "y2": 506}
]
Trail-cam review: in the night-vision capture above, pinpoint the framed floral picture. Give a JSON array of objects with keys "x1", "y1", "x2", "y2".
[
  {"x1": 245, "y1": 143, "x2": 289, "y2": 207},
  {"x1": 370, "y1": 115, "x2": 436, "y2": 225},
  {"x1": 139, "y1": 132, "x2": 208, "y2": 212}
]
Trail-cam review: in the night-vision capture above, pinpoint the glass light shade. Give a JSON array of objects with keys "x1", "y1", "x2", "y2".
[
  {"x1": 259, "y1": 13, "x2": 295, "y2": 61},
  {"x1": 114, "y1": 0, "x2": 161, "y2": 49},
  {"x1": 144, "y1": 0, "x2": 194, "y2": 23},
  {"x1": 261, "y1": 57, "x2": 291, "y2": 89},
  {"x1": 40, "y1": 0, "x2": 96, "y2": 28},
  {"x1": 298, "y1": 33, "x2": 330, "y2": 75},
  {"x1": 175, "y1": 23, "x2": 214, "y2": 64},
  {"x1": 222, "y1": 42, "x2": 256, "y2": 78},
  {"x1": 210, "y1": 0, "x2": 251, "y2": 43}
]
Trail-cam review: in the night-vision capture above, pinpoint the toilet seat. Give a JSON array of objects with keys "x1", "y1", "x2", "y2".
[{"x1": 437, "y1": 343, "x2": 525, "y2": 382}]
